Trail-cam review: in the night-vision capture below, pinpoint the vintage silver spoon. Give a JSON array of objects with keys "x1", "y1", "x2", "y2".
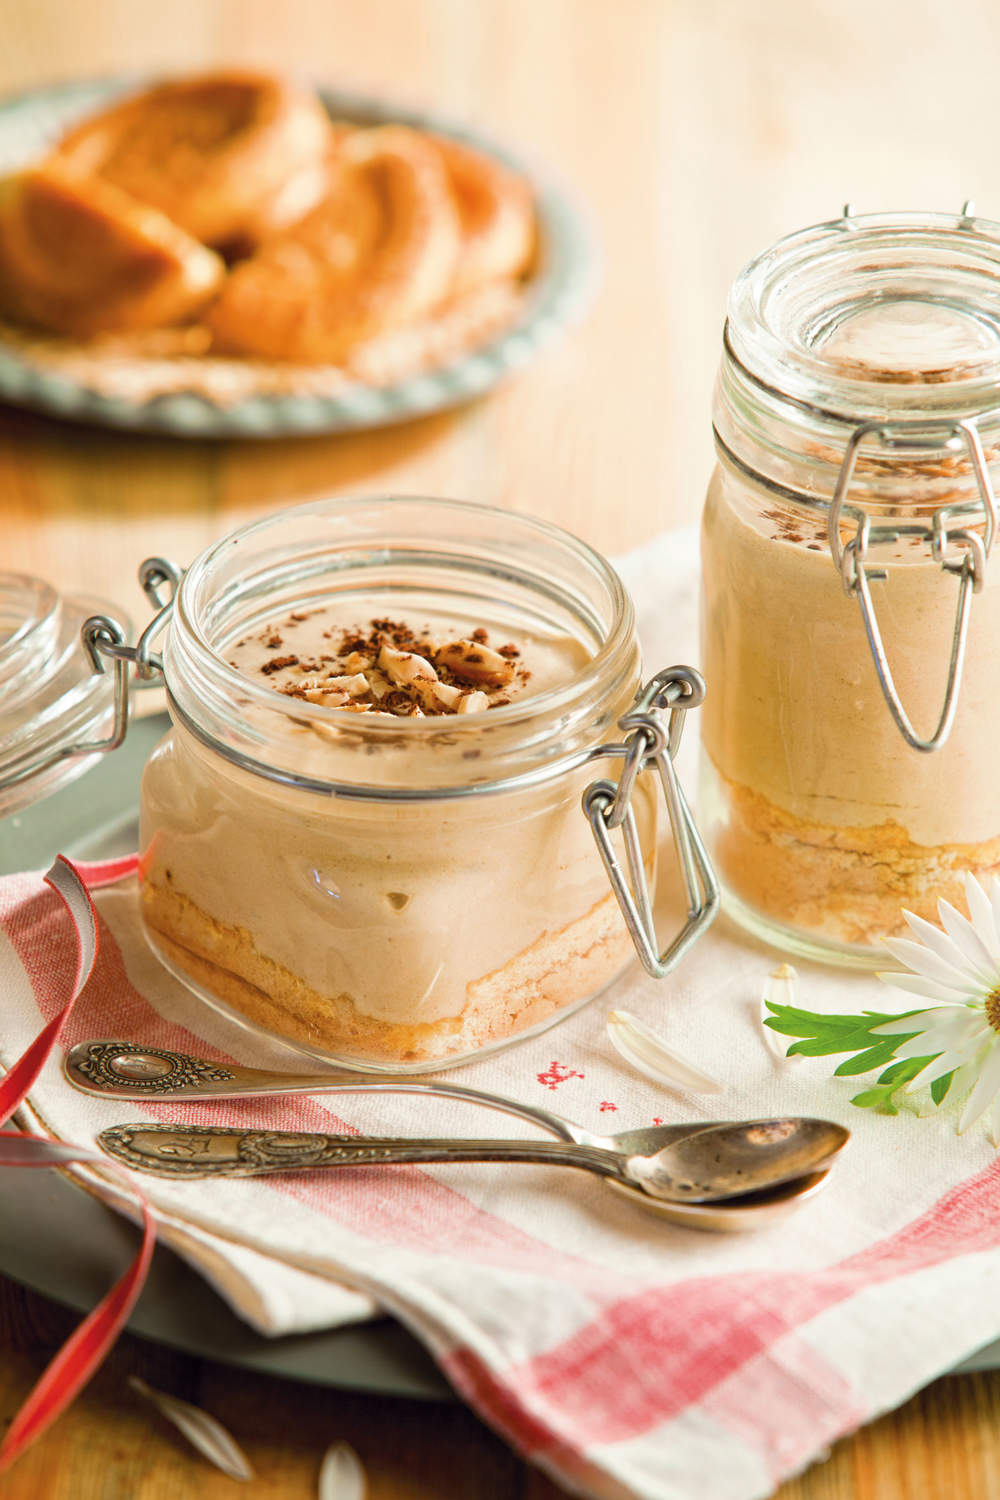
[
  {"x1": 97, "y1": 1117, "x2": 849, "y2": 1203},
  {"x1": 66, "y1": 1037, "x2": 727, "y2": 1156}
]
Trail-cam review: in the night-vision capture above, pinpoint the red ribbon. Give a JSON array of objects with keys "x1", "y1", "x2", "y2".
[{"x1": 0, "y1": 855, "x2": 155, "y2": 1475}]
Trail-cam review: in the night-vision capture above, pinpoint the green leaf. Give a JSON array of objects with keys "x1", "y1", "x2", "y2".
[
  {"x1": 784, "y1": 1034, "x2": 883, "y2": 1058},
  {"x1": 876, "y1": 1057, "x2": 932, "y2": 1086},
  {"x1": 762, "y1": 1000, "x2": 951, "y2": 1117},
  {"x1": 850, "y1": 1084, "x2": 904, "y2": 1114},
  {"x1": 930, "y1": 1070, "x2": 956, "y2": 1105},
  {"x1": 833, "y1": 1038, "x2": 921, "y2": 1076},
  {"x1": 848, "y1": 1055, "x2": 936, "y2": 1114},
  {"x1": 763, "y1": 1003, "x2": 924, "y2": 1059}
]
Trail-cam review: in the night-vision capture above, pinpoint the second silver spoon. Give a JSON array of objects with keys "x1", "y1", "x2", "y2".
[{"x1": 97, "y1": 1117, "x2": 850, "y2": 1203}]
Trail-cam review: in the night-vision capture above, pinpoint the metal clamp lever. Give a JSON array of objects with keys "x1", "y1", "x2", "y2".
[
  {"x1": 827, "y1": 417, "x2": 997, "y2": 753},
  {"x1": 76, "y1": 556, "x2": 183, "y2": 750},
  {"x1": 584, "y1": 667, "x2": 719, "y2": 978},
  {"x1": 3, "y1": 558, "x2": 183, "y2": 795}
]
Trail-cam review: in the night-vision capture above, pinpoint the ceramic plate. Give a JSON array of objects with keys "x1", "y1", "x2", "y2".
[{"x1": 0, "y1": 77, "x2": 593, "y2": 438}]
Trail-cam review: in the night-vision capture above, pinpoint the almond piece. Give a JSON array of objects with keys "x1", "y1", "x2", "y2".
[
  {"x1": 322, "y1": 673, "x2": 370, "y2": 697},
  {"x1": 365, "y1": 668, "x2": 392, "y2": 701},
  {"x1": 456, "y1": 690, "x2": 490, "y2": 714},
  {"x1": 419, "y1": 680, "x2": 463, "y2": 713},
  {"x1": 302, "y1": 688, "x2": 350, "y2": 706},
  {"x1": 378, "y1": 643, "x2": 438, "y2": 687},
  {"x1": 435, "y1": 639, "x2": 515, "y2": 687}
]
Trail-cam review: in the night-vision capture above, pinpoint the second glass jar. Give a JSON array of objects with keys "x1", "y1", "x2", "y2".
[{"x1": 701, "y1": 209, "x2": 1000, "y2": 964}]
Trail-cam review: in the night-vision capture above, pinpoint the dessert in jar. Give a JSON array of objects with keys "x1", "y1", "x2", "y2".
[
  {"x1": 701, "y1": 208, "x2": 1000, "y2": 965},
  {"x1": 131, "y1": 496, "x2": 714, "y2": 1070}
]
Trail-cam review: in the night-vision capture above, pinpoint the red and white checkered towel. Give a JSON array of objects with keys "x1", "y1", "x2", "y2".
[{"x1": 4, "y1": 531, "x2": 1000, "y2": 1500}]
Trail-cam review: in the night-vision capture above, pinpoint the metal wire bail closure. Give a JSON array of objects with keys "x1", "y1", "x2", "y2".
[
  {"x1": 71, "y1": 558, "x2": 182, "y2": 760},
  {"x1": 0, "y1": 559, "x2": 181, "y2": 798},
  {"x1": 583, "y1": 667, "x2": 719, "y2": 978},
  {"x1": 826, "y1": 417, "x2": 998, "y2": 753}
]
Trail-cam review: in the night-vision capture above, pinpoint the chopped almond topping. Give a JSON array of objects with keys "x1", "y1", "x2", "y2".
[
  {"x1": 457, "y1": 690, "x2": 490, "y2": 714},
  {"x1": 366, "y1": 668, "x2": 392, "y2": 700},
  {"x1": 301, "y1": 688, "x2": 350, "y2": 706},
  {"x1": 413, "y1": 679, "x2": 459, "y2": 713},
  {"x1": 435, "y1": 639, "x2": 515, "y2": 687},
  {"x1": 378, "y1": 643, "x2": 438, "y2": 687},
  {"x1": 250, "y1": 614, "x2": 525, "y2": 720},
  {"x1": 323, "y1": 673, "x2": 371, "y2": 697}
]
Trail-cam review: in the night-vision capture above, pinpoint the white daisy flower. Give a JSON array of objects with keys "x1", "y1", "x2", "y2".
[{"x1": 871, "y1": 872, "x2": 1000, "y2": 1142}]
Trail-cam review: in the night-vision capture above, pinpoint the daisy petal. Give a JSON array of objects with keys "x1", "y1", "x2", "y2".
[
  {"x1": 964, "y1": 874, "x2": 1000, "y2": 963},
  {"x1": 990, "y1": 876, "x2": 1000, "y2": 944},
  {"x1": 883, "y1": 935, "x2": 985, "y2": 992},
  {"x1": 958, "y1": 1041, "x2": 1000, "y2": 1134},
  {"x1": 870, "y1": 1010, "x2": 939, "y2": 1035},
  {"x1": 878, "y1": 970, "x2": 981, "y2": 1003},
  {"x1": 890, "y1": 1014, "x2": 989, "y2": 1061},
  {"x1": 903, "y1": 1049, "x2": 969, "y2": 1092},
  {"x1": 989, "y1": 1095, "x2": 1000, "y2": 1150},
  {"x1": 936, "y1": 899, "x2": 998, "y2": 984},
  {"x1": 606, "y1": 1010, "x2": 723, "y2": 1093},
  {"x1": 950, "y1": 1058, "x2": 986, "y2": 1099},
  {"x1": 901, "y1": 909, "x2": 990, "y2": 986}
]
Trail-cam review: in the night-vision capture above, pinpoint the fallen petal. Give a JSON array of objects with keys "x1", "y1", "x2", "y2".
[
  {"x1": 128, "y1": 1376, "x2": 254, "y2": 1481},
  {"x1": 606, "y1": 1010, "x2": 722, "y2": 1093},
  {"x1": 760, "y1": 964, "x2": 804, "y2": 1062},
  {"x1": 319, "y1": 1440, "x2": 367, "y2": 1500}
]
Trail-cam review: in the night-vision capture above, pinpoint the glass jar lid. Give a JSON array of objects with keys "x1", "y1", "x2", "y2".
[
  {"x1": 0, "y1": 573, "x2": 124, "y2": 817},
  {"x1": 717, "y1": 207, "x2": 1000, "y2": 511}
]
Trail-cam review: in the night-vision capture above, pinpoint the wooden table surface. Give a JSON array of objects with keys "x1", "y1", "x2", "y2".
[{"x1": 5, "y1": 1, "x2": 1000, "y2": 1495}]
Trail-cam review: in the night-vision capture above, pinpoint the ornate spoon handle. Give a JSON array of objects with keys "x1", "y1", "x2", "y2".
[
  {"x1": 98, "y1": 1123, "x2": 630, "y2": 1184},
  {"x1": 67, "y1": 1040, "x2": 586, "y2": 1143}
]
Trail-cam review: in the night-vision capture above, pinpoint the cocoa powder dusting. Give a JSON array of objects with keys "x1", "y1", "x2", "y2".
[{"x1": 261, "y1": 654, "x2": 300, "y2": 674}]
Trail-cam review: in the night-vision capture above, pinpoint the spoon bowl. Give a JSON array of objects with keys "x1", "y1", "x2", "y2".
[
  {"x1": 627, "y1": 1118, "x2": 849, "y2": 1202},
  {"x1": 605, "y1": 1167, "x2": 833, "y2": 1231}
]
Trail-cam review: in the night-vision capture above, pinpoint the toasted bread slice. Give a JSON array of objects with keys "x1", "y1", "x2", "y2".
[
  {"x1": 208, "y1": 126, "x2": 460, "y2": 363},
  {"x1": 429, "y1": 135, "x2": 535, "y2": 296},
  {"x1": 0, "y1": 165, "x2": 225, "y2": 337},
  {"x1": 51, "y1": 71, "x2": 333, "y2": 250}
]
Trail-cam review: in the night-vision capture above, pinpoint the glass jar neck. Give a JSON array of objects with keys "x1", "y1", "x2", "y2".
[
  {"x1": 164, "y1": 496, "x2": 639, "y2": 800},
  {"x1": 715, "y1": 209, "x2": 1000, "y2": 522}
]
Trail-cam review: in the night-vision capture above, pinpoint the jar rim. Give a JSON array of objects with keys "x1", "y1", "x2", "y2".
[
  {"x1": 728, "y1": 209, "x2": 1000, "y2": 422},
  {"x1": 718, "y1": 209, "x2": 1000, "y2": 516},
  {"x1": 166, "y1": 494, "x2": 638, "y2": 798}
]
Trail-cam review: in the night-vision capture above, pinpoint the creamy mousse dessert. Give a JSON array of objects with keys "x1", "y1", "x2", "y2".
[
  {"x1": 701, "y1": 467, "x2": 1000, "y2": 948},
  {"x1": 139, "y1": 598, "x2": 656, "y2": 1066}
]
